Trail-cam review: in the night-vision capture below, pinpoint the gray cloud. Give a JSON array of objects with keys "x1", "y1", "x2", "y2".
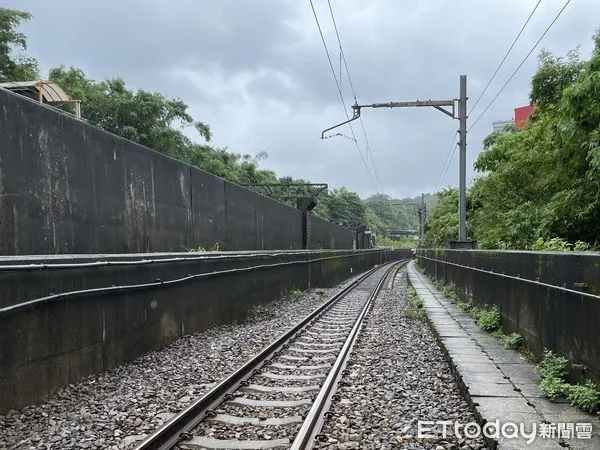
[{"x1": 6, "y1": 0, "x2": 599, "y2": 199}]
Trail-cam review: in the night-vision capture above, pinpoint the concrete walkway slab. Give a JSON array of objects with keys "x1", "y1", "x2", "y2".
[{"x1": 407, "y1": 261, "x2": 600, "y2": 449}]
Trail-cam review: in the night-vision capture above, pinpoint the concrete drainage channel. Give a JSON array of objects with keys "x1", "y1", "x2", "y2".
[{"x1": 134, "y1": 261, "x2": 404, "y2": 449}]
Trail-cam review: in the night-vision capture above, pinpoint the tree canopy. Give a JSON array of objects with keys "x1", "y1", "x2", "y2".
[{"x1": 0, "y1": 8, "x2": 39, "y2": 81}]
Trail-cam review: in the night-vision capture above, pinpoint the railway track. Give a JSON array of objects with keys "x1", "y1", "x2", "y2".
[{"x1": 134, "y1": 260, "x2": 405, "y2": 450}]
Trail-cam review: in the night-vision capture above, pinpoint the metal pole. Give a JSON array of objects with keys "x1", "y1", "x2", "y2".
[
  {"x1": 420, "y1": 193, "x2": 426, "y2": 247},
  {"x1": 458, "y1": 75, "x2": 467, "y2": 241}
]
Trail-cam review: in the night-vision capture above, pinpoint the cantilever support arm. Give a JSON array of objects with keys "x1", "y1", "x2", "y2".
[
  {"x1": 357, "y1": 99, "x2": 456, "y2": 119},
  {"x1": 320, "y1": 103, "x2": 361, "y2": 139},
  {"x1": 320, "y1": 98, "x2": 456, "y2": 138}
]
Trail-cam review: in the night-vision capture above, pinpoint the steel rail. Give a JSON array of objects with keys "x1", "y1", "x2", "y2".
[
  {"x1": 134, "y1": 262, "x2": 401, "y2": 450},
  {"x1": 291, "y1": 260, "x2": 405, "y2": 449}
]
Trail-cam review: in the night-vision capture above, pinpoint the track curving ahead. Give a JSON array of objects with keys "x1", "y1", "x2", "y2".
[{"x1": 134, "y1": 260, "x2": 406, "y2": 450}]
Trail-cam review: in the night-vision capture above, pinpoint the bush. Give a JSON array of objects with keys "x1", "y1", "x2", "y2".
[
  {"x1": 476, "y1": 305, "x2": 501, "y2": 332},
  {"x1": 540, "y1": 376, "x2": 571, "y2": 400},
  {"x1": 501, "y1": 332, "x2": 523, "y2": 349},
  {"x1": 536, "y1": 349, "x2": 571, "y2": 400},
  {"x1": 568, "y1": 380, "x2": 600, "y2": 413},
  {"x1": 535, "y1": 349, "x2": 569, "y2": 379}
]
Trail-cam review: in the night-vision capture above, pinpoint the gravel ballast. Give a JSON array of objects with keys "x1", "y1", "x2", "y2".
[
  {"x1": 0, "y1": 281, "x2": 354, "y2": 450},
  {"x1": 188, "y1": 277, "x2": 378, "y2": 445},
  {"x1": 315, "y1": 269, "x2": 488, "y2": 450}
]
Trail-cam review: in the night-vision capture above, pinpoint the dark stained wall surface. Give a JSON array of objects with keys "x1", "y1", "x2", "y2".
[
  {"x1": 0, "y1": 89, "x2": 351, "y2": 254},
  {"x1": 309, "y1": 215, "x2": 354, "y2": 250}
]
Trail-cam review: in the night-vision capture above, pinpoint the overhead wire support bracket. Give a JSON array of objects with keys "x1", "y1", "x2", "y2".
[
  {"x1": 320, "y1": 101, "x2": 361, "y2": 139},
  {"x1": 321, "y1": 99, "x2": 457, "y2": 138},
  {"x1": 319, "y1": 75, "x2": 468, "y2": 243},
  {"x1": 355, "y1": 99, "x2": 456, "y2": 118}
]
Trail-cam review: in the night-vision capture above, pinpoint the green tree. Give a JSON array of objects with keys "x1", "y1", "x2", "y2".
[
  {"x1": 530, "y1": 48, "x2": 585, "y2": 111},
  {"x1": 49, "y1": 66, "x2": 211, "y2": 156},
  {"x1": 424, "y1": 188, "x2": 459, "y2": 247},
  {"x1": 0, "y1": 8, "x2": 39, "y2": 81},
  {"x1": 313, "y1": 187, "x2": 366, "y2": 227}
]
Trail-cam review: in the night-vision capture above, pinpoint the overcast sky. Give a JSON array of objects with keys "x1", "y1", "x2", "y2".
[{"x1": 7, "y1": 0, "x2": 599, "y2": 199}]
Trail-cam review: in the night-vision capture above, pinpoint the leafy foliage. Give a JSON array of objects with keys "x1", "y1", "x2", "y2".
[
  {"x1": 530, "y1": 49, "x2": 585, "y2": 110},
  {"x1": 475, "y1": 305, "x2": 501, "y2": 332},
  {"x1": 500, "y1": 332, "x2": 523, "y2": 350},
  {"x1": 535, "y1": 350, "x2": 600, "y2": 411},
  {"x1": 290, "y1": 289, "x2": 305, "y2": 300},
  {"x1": 568, "y1": 380, "x2": 600, "y2": 413},
  {"x1": 539, "y1": 376, "x2": 571, "y2": 400},
  {"x1": 536, "y1": 349, "x2": 569, "y2": 379},
  {"x1": 312, "y1": 187, "x2": 366, "y2": 227},
  {"x1": 49, "y1": 66, "x2": 212, "y2": 152},
  {"x1": 0, "y1": 8, "x2": 39, "y2": 82},
  {"x1": 424, "y1": 188, "x2": 471, "y2": 247},
  {"x1": 404, "y1": 284, "x2": 426, "y2": 320},
  {"x1": 535, "y1": 350, "x2": 573, "y2": 400},
  {"x1": 376, "y1": 235, "x2": 417, "y2": 249}
]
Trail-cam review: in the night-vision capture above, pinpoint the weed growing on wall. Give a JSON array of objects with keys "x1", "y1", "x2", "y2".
[
  {"x1": 500, "y1": 332, "x2": 523, "y2": 350},
  {"x1": 476, "y1": 305, "x2": 501, "y2": 332},
  {"x1": 535, "y1": 349, "x2": 600, "y2": 412},
  {"x1": 568, "y1": 380, "x2": 600, "y2": 413}
]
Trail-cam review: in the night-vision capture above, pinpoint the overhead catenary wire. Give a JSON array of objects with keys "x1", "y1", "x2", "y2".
[
  {"x1": 309, "y1": 0, "x2": 379, "y2": 193},
  {"x1": 468, "y1": 0, "x2": 573, "y2": 132},
  {"x1": 440, "y1": 145, "x2": 458, "y2": 188},
  {"x1": 468, "y1": 0, "x2": 543, "y2": 116},
  {"x1": 326, "y1": 0, "x2": 384, "y2": 193},
  {"x1": 435, "y1": 131, "x2": 459, "y2": 193}
]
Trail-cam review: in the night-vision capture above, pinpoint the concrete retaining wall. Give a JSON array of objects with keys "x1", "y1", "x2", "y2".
[
  {"x1": 0, "y1": 249, "x2": 410, "y2": 413},
  {"x1": 309, "y1": 215, "x2": 355, "y2": 250},
  {"x1": 0, "y1": 88, "x2": 351, "y2": 254},
  {"x1": 417, "y1": 249, "x2": 600, "y2": 383}
]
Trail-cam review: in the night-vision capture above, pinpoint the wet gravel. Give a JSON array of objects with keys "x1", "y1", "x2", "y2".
[
  {"x1": 0, "y1": 283, "x2": 352, "y2": 450},
  {"x1": 315, "y1": 269, "x2": 489, "y2": 450}
]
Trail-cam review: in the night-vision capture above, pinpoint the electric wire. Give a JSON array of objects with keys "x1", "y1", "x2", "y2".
[
  {"x1": 435, "y1": 131, "x2": 459, "y2": 192},
  {"x1": 309, "y1": 0, "x2": 379, "y2": 192},
  {"x1": 440, "y1": 146, "x2": 458, "y2": 188},
  {"x1": 468, "y1": 0, "x2": 542, "y2": 116},
  {"x1": 327, "y1": 0, "x2": 384, "y2": 193},
  {"x1": 468, "y1": 0, "x2": 572, "y2": 132}
]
